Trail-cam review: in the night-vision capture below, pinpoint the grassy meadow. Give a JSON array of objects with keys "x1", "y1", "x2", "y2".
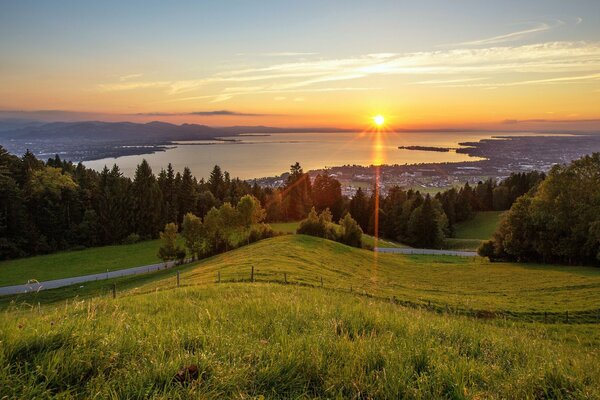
[
  {"x1": 453, "y1": 211, "x2": 504, "y2": 240},
  {"x1": 443, "y1": 211, "x2": 504, "y2": 251},
  {"x1": 0, "y1": 239, "x2": 162, "y2": 287},
  {"x1": 2, "y1": 234, "x2": 600, "y2": 398},
  {"x1": 1, "y1": 284, "x2": 599, "y2": 399},
  {"x1": 7, "y1": 235, "x2": 599, "y2": 323}
]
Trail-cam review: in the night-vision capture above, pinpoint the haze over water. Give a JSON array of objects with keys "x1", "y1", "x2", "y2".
[{"x1": 83, "y1": 131, "x2": 541, "y2": 180}]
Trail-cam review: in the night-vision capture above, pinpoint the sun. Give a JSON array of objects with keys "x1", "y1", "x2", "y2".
[{"x1": 373, "y1": 114, "x2": 385, "y2": 127}]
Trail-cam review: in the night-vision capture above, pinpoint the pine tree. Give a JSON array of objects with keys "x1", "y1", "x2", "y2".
[
  {"x1": 177, "y1": 167, "x2": 197, "y2": 223},
  {"x1": 283, "y1": 162, "x2": 312, "y2": 221},
  {"x1": 131, "y1": 160, "x2": 162, "y2": 238}
]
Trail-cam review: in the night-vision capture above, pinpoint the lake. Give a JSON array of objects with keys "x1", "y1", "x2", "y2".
[{"x1": 83, "y1": 131, "x2": 536, "y2": 180}]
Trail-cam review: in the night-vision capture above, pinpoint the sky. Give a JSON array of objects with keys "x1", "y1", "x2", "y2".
[{"x1": 1, "y1": 0, "x2": 600, "y2": 130}]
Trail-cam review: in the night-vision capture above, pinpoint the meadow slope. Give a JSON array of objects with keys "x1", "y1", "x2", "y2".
[
  {"x1": 134, "y1": 235, "x2": 600, "y2": 322},
  {"x1": 1, "y1": 284, "x2": 599, "y2": 399}
]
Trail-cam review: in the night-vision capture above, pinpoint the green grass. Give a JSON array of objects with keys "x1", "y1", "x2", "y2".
[
  {"x1": 454, "y1": 211, "x2": 504, "y2": 240},
  {"x1": 5, "y1": 235, "x2": 600, "y2": 321},
  {"x1": 1, "y1": 284, "x2": 599, "y2": 399},
  {"x1": 443, "y1": 238, "x2": 483, "y2": 251},
  {"x1": 134, "y1": 235, "x2": 600, "y2": 320},
  {"x1": 270, "y1": 221, "x2": 408, "y2": 248},
  {"x1": 2, "y1": 235, "x2": 599, "y2": 398},
  {"x1": 0, "y1": 240, "x2": 163, "y2": 286}
]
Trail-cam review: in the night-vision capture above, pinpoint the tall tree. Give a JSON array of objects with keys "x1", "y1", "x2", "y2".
[
  {"x1": 131, "y1": 160, "x2": 162, "y2": 238},
  {"x1": 312, "y1": 173, "x2": 343, "y2": 220},
  {"x1": 177, "y1": 167, "x2": 197, "y2": 223}
]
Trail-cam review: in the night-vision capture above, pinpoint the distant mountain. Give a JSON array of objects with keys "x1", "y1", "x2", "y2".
[
  {"x1": 0, "y1": 120, "x2": 225, "y2": 142},
  {"x1": 0, "y1": 120, "x2": 352, "y2": 142},
  {"x1": 0, "y1": 118, "x2": 45, "y2": 132},
  {"x1": 0, "y1": 120, "x2": 354, "y2": 161}
]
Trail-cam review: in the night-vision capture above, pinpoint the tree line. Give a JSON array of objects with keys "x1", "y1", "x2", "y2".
[
  {"x1": 479, "y1": 153, "x2": 600, "y2": 265},
  {"x1": 0, "y1": 145, "x2": 543, "y2": 260}
]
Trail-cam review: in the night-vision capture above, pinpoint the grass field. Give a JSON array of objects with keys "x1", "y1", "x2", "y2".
[
  {"x1": 443, "y1": 211, "x2": 505, "y2": 251},
  {"x1": 454, "y1": 211, "x2": 504, "y2": 240},
  {"x1": 8, "y1": 235, "x2": 600, "y2": 322},
  {"x1": 2, "y1": 235, "x2": 600, "y2": 398},
  {"x1": 270, "y1": 221, "x2": 407, "y2": 248},
  {"x1": 0, "y1": 240, "x2": 162, "y2": 287},
  {"x1": 1, "y1": 284, "x2": 598, "y2": 399}
]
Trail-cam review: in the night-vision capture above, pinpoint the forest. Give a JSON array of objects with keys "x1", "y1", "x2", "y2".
[
  {"x1": 0, "y1": 145, "x2": 542, "y2": 260},
  {"x1": 479, "y1": 153, "x2": 600, "y2": 265}
]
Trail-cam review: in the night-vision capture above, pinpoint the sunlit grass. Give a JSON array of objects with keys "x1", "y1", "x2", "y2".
[{"x1": 1, "y1": 284, "x2": 598, "y2": 399}]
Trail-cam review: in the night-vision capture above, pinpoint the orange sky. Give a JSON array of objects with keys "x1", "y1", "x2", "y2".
[{"x1": 1, "y1": 2, "x2": 600, "y2": 131}]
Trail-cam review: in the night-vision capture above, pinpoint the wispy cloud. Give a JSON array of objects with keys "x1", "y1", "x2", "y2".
[
  {"x1": 448, "y1": 21, "x2": 561, "y2": 47},
  {"x1": 502, "y1": 118, "x2": 600, "y2": 124},
  {"x1": 415, "y1": 77, "x2": 488, "y2": 85},
  {"x1": 119, "y1": 73, "x2": 144, "y2": 81},
  {"x1": 437, "y1": 72, "x2": 600, "y2": 88},
  {"x1": 96, "y1": 41, "x2": 600, "y2": 102},
  {"x1": 261, "y1": 52, "x2": 318, "y2": 57},
  {"x1": 134, "y1": 110, "x2": 273, "y2": 117}
]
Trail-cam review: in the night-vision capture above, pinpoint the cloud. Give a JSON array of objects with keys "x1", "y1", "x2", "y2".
[
  {"x1": 119, "y1": 73, "x2": 144, "y2": 81},
  {"x1": 415, "y1": 77, "x2": 488, "y2": 85},
  {"x1": 261, "y1": 52, "x2": 317, "y2": 57},
  {"x1": 96, "y1": 41, "x2": 600, "y2": 102},
  {"x1": 436, "y1": 72, "x2": 600, "y2": 88},
  {"x1": 502, "y1": 118, "x2": 600, "y2": 124},
  {"x1": 134, "y1": 110, "x2": 273, "y2": 117},
  {"x1": 449, "y1": 21, "x2": 560, "y2": 47}
]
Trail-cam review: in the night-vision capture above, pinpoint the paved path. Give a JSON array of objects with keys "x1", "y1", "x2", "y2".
[
  {"x1": 375, "y1": 247, "x2": 477, "y2": 257},
  {"x1": 0, "y1": 261, "x2": 178, "y2": 296}
]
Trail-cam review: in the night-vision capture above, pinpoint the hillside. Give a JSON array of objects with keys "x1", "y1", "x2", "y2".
[
  {"x1": 2, "y1": 235, "x2": 600, "y2": 398},
  {"x1": 454, "y1": 211, "x2": 504, "y2": 240},
  {"x1": 8, "y1": 235, "x2": 599, "y2": 322},
  {"x1": 0, "y1": 239, "x2": 162, "y2": 286},
  {"x1": 2, "y1": 283, "x2": 598, "y2": 398},
  {"x1": 136, "y1": 235, "x2": 600, "y2": 319}
]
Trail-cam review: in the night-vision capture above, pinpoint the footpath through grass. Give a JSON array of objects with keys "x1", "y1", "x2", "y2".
[
  {"x1": 1, "y1": 284, "x2": 598, "y2": 399},
  {"x1": 0, "y1": 240, "x2": 162, "y2": 287}
]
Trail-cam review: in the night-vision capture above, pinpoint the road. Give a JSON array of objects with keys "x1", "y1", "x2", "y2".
[
  {"x1": 0, "y1": 261, "x2": 177, "y2": 296},
  {"x1": 375, "y1": 247, "x2": 477, "y2": 257}
]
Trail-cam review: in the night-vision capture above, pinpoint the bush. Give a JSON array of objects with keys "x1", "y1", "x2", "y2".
[
  {"x1": 297, "y1": 208, "x2": 363, "y2": 248},
  {"x1": 248, "y1": 223, "x2": 276, "y2": 244},
  {"x1": 122, "y1": 233, "x2": 141, "y2": 245},
  {"x1": 477, "y1": 240, "x2": 496, "y2": 260},
  {"x1": 338, "y1": 213, "x2": 363, "y2": 248},
  {"x1": 297, "y1": 207, "x2": 338, "y2": 240}
]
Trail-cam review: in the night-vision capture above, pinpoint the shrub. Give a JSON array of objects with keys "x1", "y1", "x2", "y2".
[
  {"x1": 338, "y1": 213, "x2": 363, "y2": 248},
  {"x1": 248, "y1": 223, "x2": 276, "y2": 244},
  {"x1": 297, "y1": 207, "x2": 337, "y2": 240},
  {"x1": 122, "y1": 233, "x2": 141, "y2": 245}
]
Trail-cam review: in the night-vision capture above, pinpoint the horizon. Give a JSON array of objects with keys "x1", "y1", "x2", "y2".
[{"x1": 1, "y1": 1, "x2": 600, "y2": 131}]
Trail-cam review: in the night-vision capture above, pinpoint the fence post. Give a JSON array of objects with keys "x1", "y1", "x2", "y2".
[
  {"x1": 112, "y1": 284, "x2": 116, "y2": 299},
  {"x1": 565, "y1": 310, "x2": 569, "y2": 323},
  {"x1": 251, "y1": 266, "x2": 254, "y2": 282},
  {"x1": 177, "y1": 271, "x2": 180, "y2": 287},
  {"x1": 320, "y1": 276, "x2": 323, "y2": 288},
  {"x1": 428, "y1": 300, "x2": 431, "y2": 309},
  {"x1": 218, "y1": 271, "x2": 221, "y2": 283},
  {"x1": 544, "y1": 311, "x2": 547, "y2": 324},
  {"x1": 284, "y1": 272, "x2": 287, "y2": 284}
]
